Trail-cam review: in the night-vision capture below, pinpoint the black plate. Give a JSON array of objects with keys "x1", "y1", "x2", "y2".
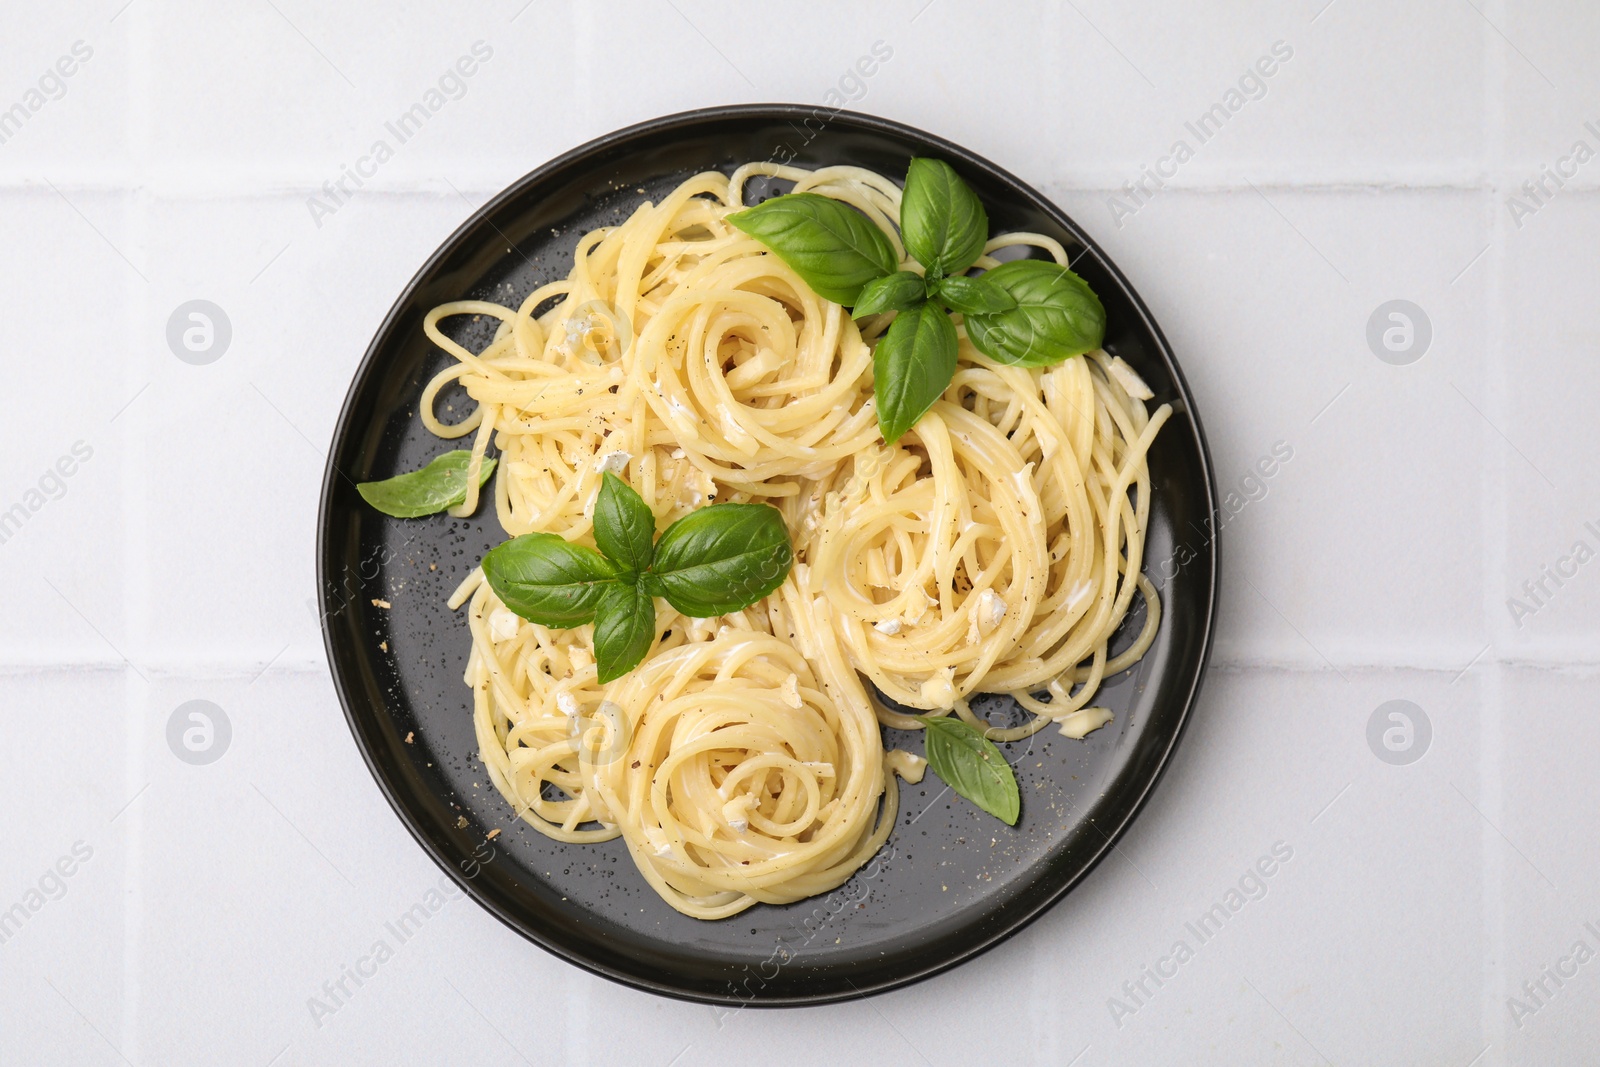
[{"x1": 317, "y1": 105, "x2": 1217, "y2": 1006}]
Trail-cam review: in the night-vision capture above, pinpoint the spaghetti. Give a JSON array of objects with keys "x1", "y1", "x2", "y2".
[{"x1": 422, "y1": 163, "x2": 1168, "y2": 917}]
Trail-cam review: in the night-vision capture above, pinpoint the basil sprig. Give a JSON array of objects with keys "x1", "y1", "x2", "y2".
[
  {"x1": 482, "y1": 473, "x2": 792, "y2": 682},
  {"x1": 729, "y1": 158, "x2": 1110, "y2": 444},
  {"x1": 932, "y1": 274, "x2": 1015, "y2": 316},
  {"x1": 726, "y1": 192, "x2": 898, "y2": 305},
  {"x1": 642, "y1": 503, "x2": 793, "y2": 617},
  {"x1": 901, "y1": 156, "x2": 988, "y2": 276},
  {"x1": 919, "y1": 715, "x2": 1020, "y2": 825},
  {"x1": 480, "y1": 532, "x2": 617, "y2": 626},
  {"x1": 962, "y1": 260, "x2": 1106, "y2": 366},
  {"x1": 356, "y1": 450, "x2": 497, "y2": 518},
  {"x1": 872, "y1": 305, "x2": 957, "y2": 445},
  {"x1": 853, "y1": 271, "x2": 927, "y2": 317}
]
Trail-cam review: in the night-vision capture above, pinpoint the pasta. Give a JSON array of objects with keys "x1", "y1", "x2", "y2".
[{"x1": 421, "y1": 163, "x2": 1168, "y2": 918}]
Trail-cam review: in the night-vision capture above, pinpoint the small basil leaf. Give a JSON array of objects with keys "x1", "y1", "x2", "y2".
[
  {"x1": 728, "y1": 192, "x2": 899, "y2": 306},
  {"x1": 964, "y1": 260, "x2": 1106, "y2": 366},
  {"x1": 482, "y1": 533, "x2": 618, "y2": 627},
  {"x1": 919, "y1": 716, "x2": 1020, "y2": 825},
  {"x1": 646, "y1": 503, "x2": 792, "y2": 617},
  {"x1": 593, "y1": 581, "x2": 656, "y2": 683},
  {"x1": 901, "y1": 158, "x2": 989, "y2": 276},
  {"x1": 593, "y1": 472, "x2": 655, "y2": 576},
  {"x1": 852, "y1": 271, "x2": 928, "y2": 318},
  {"x1": 933, "y1": 274, "x2": 1016, "y2": 316},
  {"x1": 872, "y1": 303, "x2": 958, "y2": 444},
  {"x1": 356, "y1": 451, "x2": 496, "y2": 519}
]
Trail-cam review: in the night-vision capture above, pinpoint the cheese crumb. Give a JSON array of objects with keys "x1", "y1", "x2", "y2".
[
  {"x1": 680, "y1": 464, "x2": 716, "y2": 507},
  {"x1": 874, "y1": 617, "x2": 902, "y2": 635},
  {"x1": 718, "y1": 409, "x2": 756, "y2": 450},
  {"x1": 371, "y1": 598, "x2": 391, "y2": 609},
  {"x1": 556, "y1": 692, "x2": 579, "y2": 717},
  {"x1": 1011, "y1": 462, "x2": 1036, "y2": 498},
  {"x1": 488, "y1": 606, "x2": 521, "y2": 642},
  {"x1": 884, "y1": 749, "x2": 926, "y2": 783},
  {"x1": 594, "y1": 450, "x2": 631, "y2": 475},
  {"x1": 902, "y1": 588, "x2": 932, "y2": 624},
  {"x1": 722, "y1": 797, "x2": 753, "y2": 833},
  {"x1": 1064, "y1": 581, "x2": 1095, "y2": 612},
  {"x1": 976, "y1": 589, "x2": 1006, "y2": 633},
  {"x1": 1107, "y1": 356, "x2": 1154, "y2": 400},
  {"x1": 919, "y1": 667, "x2": 956, "y2": 706},
  {"x1": 1055, "y1": 706, "x2": 1115, "y2": 739},
  {"x1": 780, "y1": 673, "x2": 803, "y2": 709}
]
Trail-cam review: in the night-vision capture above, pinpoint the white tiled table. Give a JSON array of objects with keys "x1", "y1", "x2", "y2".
[{"x1": 3, "y1": 2, "x2": 1597, "y2": 1063}]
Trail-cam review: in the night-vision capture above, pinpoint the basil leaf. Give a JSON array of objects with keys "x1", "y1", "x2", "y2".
[
  {"x1": 356, "y1": 450, "x2": 496, "y2": 519},
  {"x1": 593, "y1": 472, "x2": 655, "y2": 575},
  {"x1": 728, "y1": 192, "x2": 899, "y2": 306},
  {"x1": 919, "y1": 716, "x2": 1020, "y2": 825},
  {"x1": 933, "y1": 274, "x2": 1016, "y2": 316},
  {"x1": 482, "y1": 533, "x2": 618, "y2": 627},
  {"x1": 645, "y1": 503, "x2": 792, "y2": 617},
  {"x1": 901, "y1": 158, "x2": 988, "y2": 276},
  {"x1": 853, "y1": 271, "x2": 928, "y2": 318},
  {"x1": 593, "y1": 582, "x2": 656, "y2": 683},
  {"x1": 964, "y1": 260, "x2": 1106, "y2": 366},
  {"x1": 872, "y1": 303, "x2": 957, "y2": 444}
]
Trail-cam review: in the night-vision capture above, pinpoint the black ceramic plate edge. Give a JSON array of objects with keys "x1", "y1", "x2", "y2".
[{"x1": 317, "y1": 104, "x2": 1218, "y2": 1006}]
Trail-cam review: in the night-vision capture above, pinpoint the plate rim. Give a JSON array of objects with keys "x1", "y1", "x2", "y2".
[{"x1": 317, "y1": 102, "x2": 1219, "y2": 1006}]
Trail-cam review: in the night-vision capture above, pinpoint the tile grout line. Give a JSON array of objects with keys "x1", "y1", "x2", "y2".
[
  {"x1": 23, "y1": 175, "x2": 1600, "y2": 200},
  {"x1": 564, "y1": 6, "x2": 595, "y2": 1061},
  {"x1": 8, "y1": 654, "x2": 1600, "y2": 679},
  {"x1": 1039, "y1": 3, "x2": 1071, "y2": 1038},
  {"x1": 1479, "y1": 4, "x2": 1509, "y2": 1061},
  {"x1": 122, "y1": 1, "x2": 153, "y2": 1059}
]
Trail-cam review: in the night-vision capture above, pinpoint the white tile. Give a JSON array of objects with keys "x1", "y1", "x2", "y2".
[
  {"x1": 1501, "y1": 3, "x2": 1600, "y2": 173},
  {"x1": 0, "y1": 189, "x2": 136, "y2": 665},
  {"x1": 132, "y1": 670, "x2": 439, "y2": 1065},
  {"x1": 806, "y1": 1, "x2": 1149, "y2": 186},
  {"x1": 1049, "y1": 186, "x2": 1494, "y2": 667},
  {"x1": 0, "y1": 5, "x2": 135, "y2": 181},
  {"x1": 879, "y1": 0, "x2": 1487, "y2": 187},
  {"x1": 0, "y1": 671, "x2": 131, "y2": 1064},
  {"x1": 1498, "y1": 667, "x2": 1600, "y2": 888},
  {"x1": 1496, "y1": 191, "x2": 1600, "y2": 659},
  {"x1": 142, "y1": 0, "x2": 585, "y2": 191},
  {"x1": 1012, "y1": 667, "x2": 1488, "y2": 1064},
  {"x1": 4, "y1": 2, "x2": 1600, "y2": 1062},
  {"x1": 1222, "y1": 0, "x2": 1488, "y2": 182},
  {"x1": 1497, "y1": 666, "x2": 1600, "y2": 1061},
  {"x1": 131, "y1": 192, "x2": 471, "y2": 664}
]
